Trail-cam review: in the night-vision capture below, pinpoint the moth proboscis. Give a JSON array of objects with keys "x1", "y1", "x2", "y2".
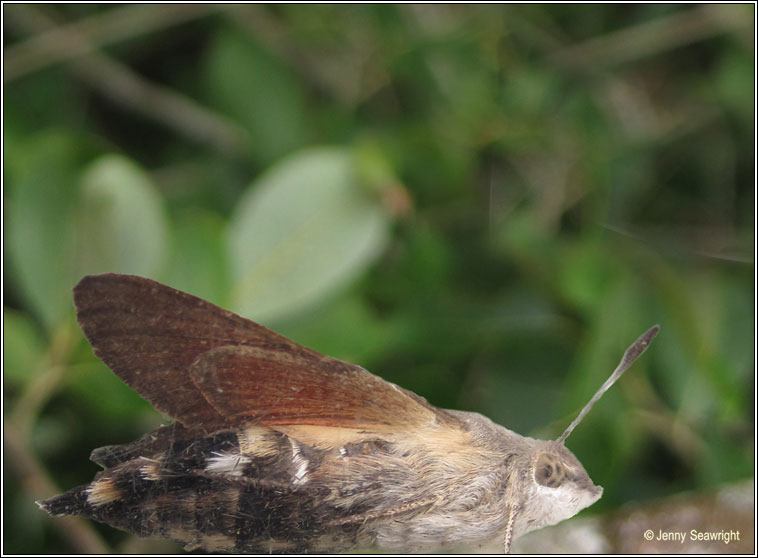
[{"x1": 37, "y1": 273, "x2": 659, "y2": 553}]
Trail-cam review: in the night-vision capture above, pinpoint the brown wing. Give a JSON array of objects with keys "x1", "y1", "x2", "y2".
[
  {"x1": 189, "y1": 345, "x2": 455, "y2": 430},
  {"x1": 74, "y1": 274, "x2": 457, "y2": 433}
]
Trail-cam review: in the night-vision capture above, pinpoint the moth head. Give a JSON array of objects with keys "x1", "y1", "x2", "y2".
[
  {"x1": 522, "y1": 325, "x2": 659, "y2": 529},
  {"x1": 524, "y1": 441, "x2": 603, "y2": 530}
]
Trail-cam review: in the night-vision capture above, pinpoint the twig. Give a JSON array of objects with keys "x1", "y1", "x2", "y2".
[
  {"x1": 3, "y1": 422, "x2": 110, "y2": 553},
  {"x1": 553, "y1": 5, "x2": 752, "y2": 71},
  {"x1": 9, "y1": 319, "x2": 78, "y2": 439},
  {"x1": 5, "y1": 4, "x2": 248, "y2": 155},
  {"x1": 225, "y1": 4, "x2": 388, "y2": 107},
  {"x1": 4, "y1": 4, "x2": 223, "y2": 81}
]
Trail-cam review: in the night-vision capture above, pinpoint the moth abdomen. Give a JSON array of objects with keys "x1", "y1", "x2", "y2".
[
  {"x1": 39, "y1": 424, "x2": 364, "y2": 553},
  {"x1": 37, "y1": 484, "x2": 91, "y2": 518}
]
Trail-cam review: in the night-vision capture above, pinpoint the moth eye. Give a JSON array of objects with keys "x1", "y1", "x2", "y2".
[{"x1": 535, "y1": 454, "x2": 565, "y2": 488}]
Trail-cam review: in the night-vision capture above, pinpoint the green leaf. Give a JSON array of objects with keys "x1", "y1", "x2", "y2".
[
  {"x1": 7, "y1": 142, "x2": 169, "y2": 331},
  {"x1": 227, "y1": 146, "x2": 391, "y2": 322},
  {"x1": 714, "y1": 45, "x2": 753, "y2": 121},
  {"x1": 165, "y1": 208, "x2": 229, "y2": 306},
  {"x1": 2, "y1": 309, "x2": 46, "y2": 388},
  {"x1": 68, "y1": 361, "x2": 157, "y2": 421},
  {"x1": 557, "y1": 236, "x2": 614, "y2": 313},
  {"x1": 73, "y1": 154, "x2": 169, "y2": 277},
  {"x1": 6, "y1": 133, "x2": 91, "y2": 331},
  {"x1": 275, "y1": 294, "x2": 391, "y2": 366},
  {"x1": 204, "y1": 27, "x2": 309, "y2": 164}
]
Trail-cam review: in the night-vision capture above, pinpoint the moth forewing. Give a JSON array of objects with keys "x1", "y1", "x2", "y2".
[{"x1": 38, "y1": 273, "x2": 659, "y2": 554}]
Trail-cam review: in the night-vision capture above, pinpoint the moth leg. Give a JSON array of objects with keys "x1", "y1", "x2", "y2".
[
  {"x1": 503, "y1": 504, "x2": 516, "y2": 554},
  {"x1": 325, "y1": 496, "x2": 438, "y2": 526}
]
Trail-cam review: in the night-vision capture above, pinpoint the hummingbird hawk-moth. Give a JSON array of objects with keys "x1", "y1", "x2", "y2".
[{"x1": 38, "y1": 273, "x2": 659, "y2": 553}]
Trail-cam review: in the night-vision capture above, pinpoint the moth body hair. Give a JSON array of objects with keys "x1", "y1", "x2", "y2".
[
  {"x1": 85, "y1": 477, "x2": 122, "y2": 507},
  {"x1": 205, "y1": 451, "x2": 252, "y2": 476},
  {"x1": 237, "y1": 425, "x2": 281, "y2": 457},
  {"x1": 288, "y1": 438, "x2": 310, "y2": 485},
  {"x1": 138, "y1": 456, "x2": 164, "y2": 481}
]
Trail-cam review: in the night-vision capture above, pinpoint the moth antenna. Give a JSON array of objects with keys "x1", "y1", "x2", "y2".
[{"x1": 557, "y1": 324, "x2": 660, "y2": 444}]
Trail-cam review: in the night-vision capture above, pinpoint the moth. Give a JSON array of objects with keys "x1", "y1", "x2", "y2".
[{"x1": 38, "y1": 273, "x2": 659, "y2": 553}]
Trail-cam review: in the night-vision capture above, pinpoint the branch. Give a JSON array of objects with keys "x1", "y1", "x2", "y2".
[
  {"x1": 5, "y1": 4, "x2": 248, "y2": 155},
  {"x1": 4, "y1": 422, "x2": 110, "y2": 553}
]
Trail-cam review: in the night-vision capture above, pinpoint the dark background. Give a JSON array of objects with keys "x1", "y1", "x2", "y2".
[{"x1": 3, "y1": 4, "x2": 754, "y2": 553}]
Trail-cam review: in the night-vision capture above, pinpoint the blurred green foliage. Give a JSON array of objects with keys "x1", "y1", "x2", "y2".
[{"x1": 3, "y1": 4, "x2": 753, "y2": 554}]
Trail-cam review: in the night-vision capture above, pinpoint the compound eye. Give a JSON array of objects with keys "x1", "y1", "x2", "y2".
[{"x1": 535, "y1": 454, "x2": 565, "y2": 488}]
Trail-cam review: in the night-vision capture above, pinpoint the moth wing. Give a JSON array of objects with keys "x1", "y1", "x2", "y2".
[
  {"x1": 189, "y1": 345, "x2": 459, "y2": 431},
  {"x1": 74, "y1": 273, "x2": 331, "y2": 431},
  {"x1": 74, "y1": 273, "x2": 459, "y2": 433}
]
